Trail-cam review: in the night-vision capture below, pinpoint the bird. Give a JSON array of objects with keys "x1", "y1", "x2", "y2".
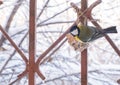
[{"x1": 70, "y1": 24, "x2": 117, "y2": 42}]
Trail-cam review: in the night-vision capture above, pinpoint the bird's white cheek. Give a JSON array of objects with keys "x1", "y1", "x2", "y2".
[{"x1": 71, "y1": 29, "x2": 78, "y2": 35}]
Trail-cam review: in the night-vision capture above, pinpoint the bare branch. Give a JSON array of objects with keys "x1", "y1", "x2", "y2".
[
  {"x1": 37, "y1": 6, "x2": 71, "y2": 27},
  {"x1": 37, "y1": 0, "x2": 50, "y2": 20}
]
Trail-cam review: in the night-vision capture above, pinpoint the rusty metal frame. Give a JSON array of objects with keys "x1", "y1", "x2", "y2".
[
  {"x1": 28, "y1": 0, "x2": 36, "y2": 84},
  {"x1": 0, "y1": 0, "x2": 120, "y2": 85},
  {"x1": 71, "y1": 0, "x2": 120, "y2": 85},
  {"x1": 75, "y1": 0, "x2": 120, "y2": 56},
  {"x1": 80, "y1": 0, "x2": 88, "y2": 85}
]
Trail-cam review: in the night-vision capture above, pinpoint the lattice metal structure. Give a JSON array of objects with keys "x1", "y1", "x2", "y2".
[{"x1": 0, "y1": 0, "x2": 120, "y2": 85}]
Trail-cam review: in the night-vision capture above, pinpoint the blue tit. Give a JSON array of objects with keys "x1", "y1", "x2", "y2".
[{"x1": 70, "y1": 24, "x2": 117, "y2": 42}]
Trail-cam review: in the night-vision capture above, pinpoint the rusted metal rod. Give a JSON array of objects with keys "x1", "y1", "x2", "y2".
[
  {"x1": 29, "y1": 0, "x2": 36, "y2": 84},
  {"x1": 36, "y1": 23, "x2": 75, "y2": 65},
  {"x1": 9, "y1": 70, "x2": 27, "y2": 85},
  {"x1": 0, "y1": 25, "x2": 29, "y2": 85},
  {"x1": 40, "y1": 38, "x2": 67, "y2": 65},
  {"x1": 81, "y1": 0, "x2": 88, "y2": 85},
  {"x1": 88, "y1": 16, "x2": 120, "y2": 56},
  {"x1": 0, "y1": 25, "x2": 28, "y2": 63},
  {"x1": 85, "y1": 0, "x2": 120, "y2": 56},
  {"x1": 35, "y1": 23, "x2": 76, "y2": 80}
]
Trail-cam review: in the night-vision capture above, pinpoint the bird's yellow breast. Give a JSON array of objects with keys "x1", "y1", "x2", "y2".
[{"x1": 74, "y1": 36, "x2": 84, "y2": 43}]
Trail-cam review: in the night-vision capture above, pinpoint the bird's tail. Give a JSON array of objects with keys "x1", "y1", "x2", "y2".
[{"x1": 103, "y1": 26, "x2": 117, "y2": 33}]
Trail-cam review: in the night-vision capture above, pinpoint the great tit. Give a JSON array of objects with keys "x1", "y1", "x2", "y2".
[{"x1": 70, "y1": 25, "x2": 117, "y2": 42}]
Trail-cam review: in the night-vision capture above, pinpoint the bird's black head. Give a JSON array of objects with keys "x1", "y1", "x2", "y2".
[{"x1": 70, "y1": 25, "x2": 79, "y2": 36}]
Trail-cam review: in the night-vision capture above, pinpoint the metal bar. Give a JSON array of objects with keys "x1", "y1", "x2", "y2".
[
  {"x1": 9, "y1": 70, "x2": 27, "y2": 85},
  {"x1": 36, "y1": 23, "x2": 76, "y2": 65},
  {"x1": 29, "y1": 0, "x2": 36, "y2": 85},
  {"x1": 88, "y1": 16, "x2": 120, "y2": 56},
  {"x1": 35, "y1": 23, "x2": 75, "y2": 80},
  {"x1": 85, "y1": 0, "x2": 120, "y2": 56},
  {"x1": 0, "y1": 0, "x2": 24, "y2": 47},
  {"x1": 0, "y1": 25, "x2": 28, "y2": 63},
  {"x1": 40, "y1": 38, "x2": 67, "y2": 65},
  {"x1": 81, "y1": 0, "x2": 88, "y2": 85},
  {"x1": 81, "y1": 49, "x2": 87, "y2": 85}
]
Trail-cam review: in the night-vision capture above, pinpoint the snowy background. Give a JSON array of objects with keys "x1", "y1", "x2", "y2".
[{"x1": 0, "y1": 0, "x2": 120, "y2": 85}]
